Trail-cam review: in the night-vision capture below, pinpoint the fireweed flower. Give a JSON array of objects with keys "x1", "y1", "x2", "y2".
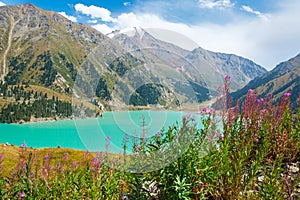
[
  {"x1": 22, "y1": 163, "x2": 27, "y2": 169},
  {"x1": 44, "y1": 154, "x2": 49, "y2": 160},
  {"x1": 62, "y1": 152, "x2": 69, "y2": 162},
  {"x1": 91, "y1": 157, "x2": 97, "y2": 165},
  {"x1": 225, "y1": 75, "x2": 231, "y2": 80},
  {"x1": 21, "y1": 141, "x2": 26, "y2": 148},
  {"x1": 186, "y1": 113, "x2": 191, "y2": 119},
  {"x1": 215, "y1": 132, "x2": 222, "y2": 140},
  {"x1": 248, "y1": 89, "x2": 253, "y2": 94},
  {"x1": 142, "y1": 133, "x2": 147, "y2": 138},
  {"x1": 135, "y1": 145, "x2": 141, "y2": 152},
  {"x1": 201, "y1": 108, "x2": 207, "y2": 114},
  {"x1": 284, "y1": 92, "x2": 291, "y2": 97},
  {"x1": 16, "y1": 191, "x2": 25, "y2": 199},
  {"x1": 0, "y1": 154, "x2": 4, "y2": 161},
  {"x1": 253, "y1": 133, "x2": 259, "y2": 142},
  {"x1": 72, "y1": 161, "x2": 77, "y2": 170},
  {"x1": 56, "y1": 162, "x2": 62, "y2": 171},
  {"x1": 156, "y1": 131, "x2": 162, "y2": 137},
  {"x1": 257, "y1": 98, "x2": 264, "y2": 103},
  {"x1": 206, "y1": 135, "x2": 213, "y2": 143}
]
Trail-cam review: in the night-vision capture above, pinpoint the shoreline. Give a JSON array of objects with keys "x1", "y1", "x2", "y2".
[{"x1": 3, "y1": 107, "x2": 208, "y2": 125}]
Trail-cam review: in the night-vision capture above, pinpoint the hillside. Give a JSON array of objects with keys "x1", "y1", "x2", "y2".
[
  {"x1": 0, "y1": 3, "x2": 106, "y2": 89},
  {"x1": 231, "y1": 53, "x2": 300, "y2": 109}
]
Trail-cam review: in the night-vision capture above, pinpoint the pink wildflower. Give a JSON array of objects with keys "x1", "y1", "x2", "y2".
[
  {"x1": 284, "y1": 92, "x2": 291, "y2": 97},
  {"x1": 201, "y1": 108, "x2": 207, "y2": 114},
  {"x1": 225, "y1": 75, "x2": 231, "y2": 80},
  {"x1": 44, "y1": 155, "x2": 49, "y2": 160},
  {"x1": 156, "y1": 131, "x2": 162, "y2": 137},
  {"x1": 206, "y1": 135, "x2": 213, "y2": 143},
  {"x1": 209, "y1": 108, "x2": 215, "y2": 114},
  {"x1": 22, "y1": 163, "x2": 27, "y2": 169},
  {"x1": 186, "y1": 113, "x2": 191, "y2": 119},
  {"x1": 215, "y1": 132, "x2": 223, "y2": 139},
  {"x1": 72, "y1": 161, "x2": 77, "y2": 170},
  {"x1": 257, "y1": 98, "x2": 264, "y2": 103},
  {"x1": 21, "y1": 141, "x2": 26, "y2": 148}
]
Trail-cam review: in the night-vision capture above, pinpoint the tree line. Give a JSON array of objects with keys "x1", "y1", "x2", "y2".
[{"x1": 0, "y1": 82, "x2": 73, "y2": 123}]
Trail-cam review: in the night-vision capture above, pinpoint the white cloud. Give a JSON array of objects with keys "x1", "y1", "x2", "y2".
[
  {"x1": 88, "y1": 19, "x2": 98, "y2": 24},
  {"x1": 58, "y1": 12, "x2": 77, "y2": 22},
  {"x1": 116, "y1": 12, "x2": 140, "y2": 28},
  {"x1": 93, "y1": 24, "x2": 113, "y2": 34},
  {"x1": 123, "y1": 2, "x2": 131, "y2": 7},
  {"x1": 74, "y1": 3, "x2": 116, "y2": 22},
  {"x1": 198, "y1": 0, "x2": 234, "y2": 9},
  {"x1": 0, "y1": 1, "x2": 6, "y2": 7},
  {"x1": 241, "y1": 5, "x2": 268, "y2": 19}
]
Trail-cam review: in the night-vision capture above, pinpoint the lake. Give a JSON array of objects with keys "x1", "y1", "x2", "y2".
[{"x1": 0, "y1": 110, "x2": 201, "y2": 153}]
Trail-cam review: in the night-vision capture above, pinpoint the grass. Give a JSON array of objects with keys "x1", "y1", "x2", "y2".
[
  {"x1": 0, "y1": 77, "x2": 299, "y2": 199},
  {"x1": 0, "y1": 144, "x2": 89, "y2": 176}
]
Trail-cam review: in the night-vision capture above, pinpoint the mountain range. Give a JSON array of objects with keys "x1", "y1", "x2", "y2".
[{"x1": 0, "y1": 3, "x2": 298, "y2": 122}]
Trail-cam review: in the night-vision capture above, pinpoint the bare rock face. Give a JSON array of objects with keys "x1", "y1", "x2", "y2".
[{"x1": 184, "y1": 47, "x2": 267, "y2": 91}]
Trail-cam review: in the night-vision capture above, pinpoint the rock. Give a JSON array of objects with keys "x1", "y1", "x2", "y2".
[
  {"x1": 289, "y1": 165, "x2": 299, "y2": 174},
  {"x1": 258, "y1": 176, "x2": 264, "y2": 182}
]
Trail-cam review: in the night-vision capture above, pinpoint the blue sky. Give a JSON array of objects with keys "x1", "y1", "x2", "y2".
[{"x1": 1, "y1": 0, "x2": 300, "y2": 70}]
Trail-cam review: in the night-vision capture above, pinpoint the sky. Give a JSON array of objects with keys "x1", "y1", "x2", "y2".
[{"x1": 1, "y1": 0, "x2": 300, "y2": 70}]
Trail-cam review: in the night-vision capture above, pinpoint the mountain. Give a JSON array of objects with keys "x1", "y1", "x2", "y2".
[
  {"x1": 184, "y1": 47, "x2": 267, "y2": 91},
  {"x1": 0, "y1": 4, "x2": 268, "y2": 122},
  {"x1": 231, "y1": 53, "x2": 300, "y2": 109},
  {"x1": 113, "y1": 28, "x2": 267, "y2": 92},
  {"x1": 0, "y1": 3, "x2": 106, "y2": 89}
]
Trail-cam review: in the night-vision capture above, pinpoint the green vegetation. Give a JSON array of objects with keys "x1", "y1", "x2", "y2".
[
  {"x1": 108, "y1": 53, "x2": 144, "y2": 77},
  {"x1": 0, "y1": 83, "x2": 71, "y2": 123},
  {"x1": 129, "y1": 83, "x2": 163, "y2": 106},
  {"x1": 0, "y1": 77, "x2": 299, "y2": 199},
  {"x1": 5, "y1": 51, "x2": 58, "y2": 86},
  {"x1": 0, "y1": 82, "x2": 96, "y2": 123},
  {"x1": 95, "y1": 77, "x2": 112, "y2": 101}
]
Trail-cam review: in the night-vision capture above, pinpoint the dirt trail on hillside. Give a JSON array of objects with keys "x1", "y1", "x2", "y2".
[{"x1": 1, "y1": 16, "x2": 17, "y2": 82}]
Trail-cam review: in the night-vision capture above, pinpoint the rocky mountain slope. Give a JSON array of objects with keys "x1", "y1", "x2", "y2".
[
  {"x1": 184, "y1": 47, "x2": 267, "y2": 91},
  {"x1": 0, "y1": 3, "x2": 106, "y2": 90},
  {"x1": 113, "y1": 28, "x2": 267, "y2": 92},
  {"x1": 231, "y1": 53, "x2": 300, "y2": 109}
]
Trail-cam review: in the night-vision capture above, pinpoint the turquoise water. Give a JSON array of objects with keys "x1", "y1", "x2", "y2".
[{"x1": 0, "y1": 110, "x2": 198, "y2": 153}]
